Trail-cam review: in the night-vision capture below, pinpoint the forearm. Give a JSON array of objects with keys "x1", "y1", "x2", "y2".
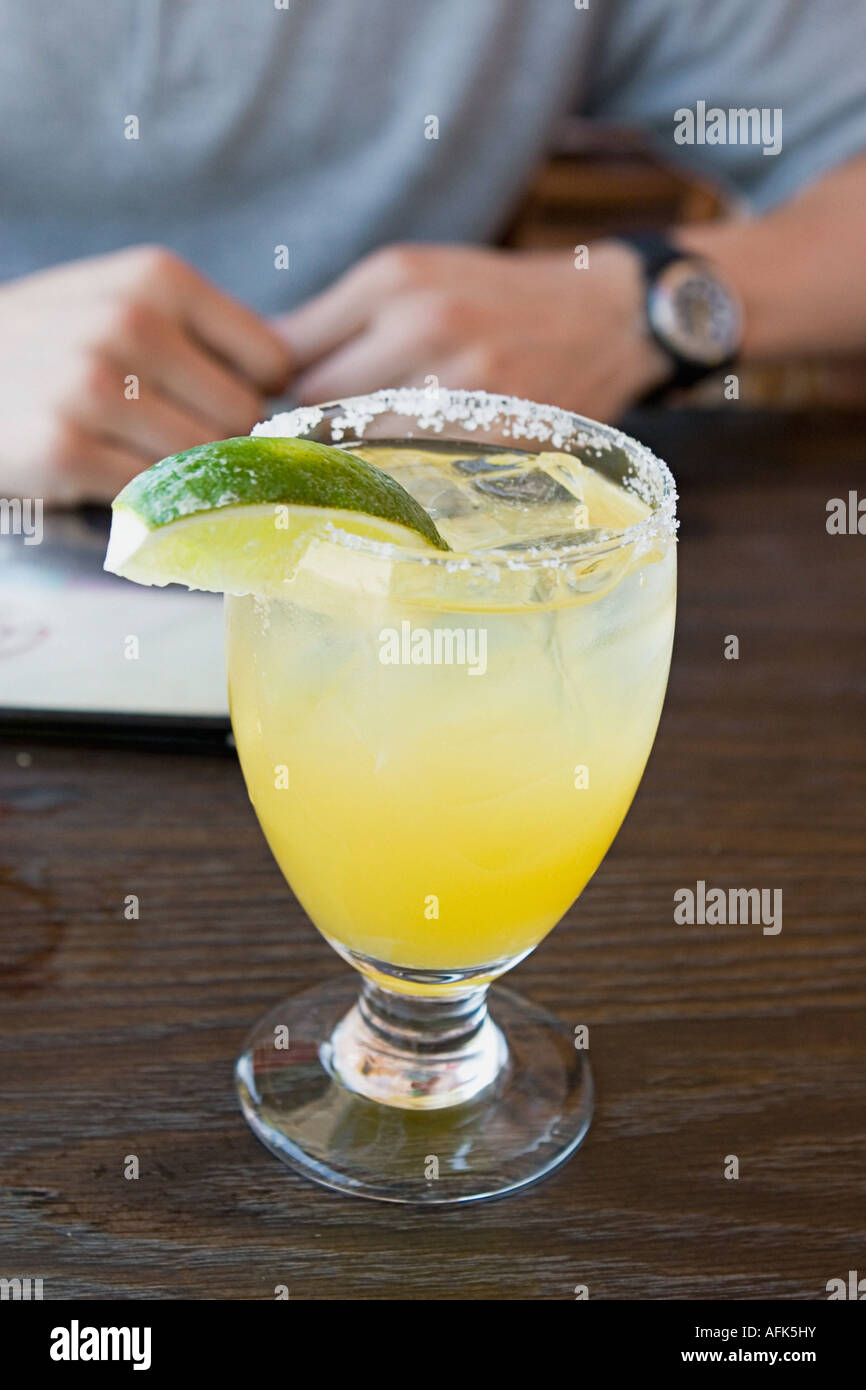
[{"x1": 673, "y1": 153, "x2": 866, "y2": 360}]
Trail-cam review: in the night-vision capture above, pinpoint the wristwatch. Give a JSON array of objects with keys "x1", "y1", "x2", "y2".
[{"x1": 615, "y1": 231, "x2": 744, "y2": 398}]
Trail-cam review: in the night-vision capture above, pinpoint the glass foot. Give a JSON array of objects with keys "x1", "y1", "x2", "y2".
[{"x1": 235, "y1": 976, "x2": 594, "y2": 1204}]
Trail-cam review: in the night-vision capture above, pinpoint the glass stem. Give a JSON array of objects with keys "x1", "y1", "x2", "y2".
[
  {"x1": 328, "y1": 980, "x2": 507, "y2": 1111},
  {"x1": 360, "y1": 980, "x2": 488, "y2": 1049}
]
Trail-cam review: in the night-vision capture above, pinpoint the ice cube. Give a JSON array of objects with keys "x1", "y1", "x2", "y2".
[
  {"x1": 493, "y1": 528, "x2": 605, "y2": 552},
  {"x1": 387, "y1": 464, "x2": 479, "y2": 519},
  {"x1": 534, "y1": 451, "x2": 588, "y2": 505},
  {"x1": 471, "y1": 470, "x2": 575, "y2": 505},
  {"x1": 451, "y1": 456, "x2": 518, "y2": 476}
]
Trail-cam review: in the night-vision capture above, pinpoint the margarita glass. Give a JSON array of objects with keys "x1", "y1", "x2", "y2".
[{"x1": 230, "y1": 389, "x2": 677, "y2": 1202}]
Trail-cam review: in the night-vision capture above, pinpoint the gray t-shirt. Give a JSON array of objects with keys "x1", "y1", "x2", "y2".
[{"x1": 0, "y1": 0, "x2": 863, "y2": 313}]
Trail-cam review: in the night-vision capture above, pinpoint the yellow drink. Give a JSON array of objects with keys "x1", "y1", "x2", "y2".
[{"x1": 227, "y1": 440, "x2": 676, "y2": 983}]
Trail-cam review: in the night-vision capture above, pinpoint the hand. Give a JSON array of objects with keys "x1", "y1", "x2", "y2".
[
  {"x1": 276, "y1": 241, "x2": 670, "y2": 416},
  {"x1": 0, "y1": 245, "x2": 291, "y2": 502}
]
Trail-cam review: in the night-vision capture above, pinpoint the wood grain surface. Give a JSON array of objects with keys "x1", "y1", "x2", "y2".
[{"x1": 1, "y1": 409, "x2": 864, "y2": 1301}]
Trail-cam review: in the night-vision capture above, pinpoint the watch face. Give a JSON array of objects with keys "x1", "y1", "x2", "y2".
[{"x1": 648, "y1": 260, "x2": 743, "y2": 367}]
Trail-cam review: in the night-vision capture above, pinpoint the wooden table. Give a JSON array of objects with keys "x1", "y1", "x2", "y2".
[{"x1": 2, "y1": 410, "x2": 864, "y2": 1301}]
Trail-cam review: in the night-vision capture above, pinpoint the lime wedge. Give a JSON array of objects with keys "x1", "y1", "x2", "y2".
[{"x1": 104, "y1": 435, "x2": 448, "y2": 593}]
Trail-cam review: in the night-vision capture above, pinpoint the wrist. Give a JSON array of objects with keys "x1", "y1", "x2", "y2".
[
  {"x1": 591, "y1": 240, "x2": 673, "y2": 397},
  {"x1": 603, "y1": 233, "x2": 745, "y2": 396}
]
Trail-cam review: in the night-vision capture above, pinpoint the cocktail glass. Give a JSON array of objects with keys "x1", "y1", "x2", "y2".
[{"x1": 229, "y1": 389, "x2": 677, "y2": 1203}]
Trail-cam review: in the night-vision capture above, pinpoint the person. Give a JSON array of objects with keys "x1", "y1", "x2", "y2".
[{"x1": 0, "y1": 0, "x2": 864, "y2": 502}]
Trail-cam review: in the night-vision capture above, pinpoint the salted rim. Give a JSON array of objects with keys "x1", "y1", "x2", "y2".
[{"x1": 252, "y1": 388, "x2": 678, "y2": 573}]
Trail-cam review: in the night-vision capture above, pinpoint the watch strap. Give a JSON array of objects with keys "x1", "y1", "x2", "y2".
[{"x1": 616, "y1": 230, "x2": 685, "y2": 282}]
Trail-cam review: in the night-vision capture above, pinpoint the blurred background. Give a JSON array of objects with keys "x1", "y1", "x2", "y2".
[{"x1": 506, "y1": 117, "x2": 866, "y2": 408}]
